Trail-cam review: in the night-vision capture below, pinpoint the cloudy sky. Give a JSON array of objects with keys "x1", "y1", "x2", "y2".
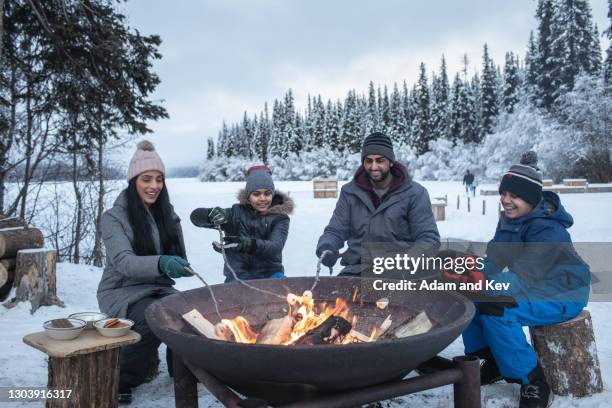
[{"x1": 118, "y1": 0, "x2": 610, "y2": 169}]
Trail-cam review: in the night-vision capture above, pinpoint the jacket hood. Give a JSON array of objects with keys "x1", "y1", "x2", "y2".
[
  {"x1": 237, "y1": 189, "x2": 294, "y2": 215},
  {"x1": 510, "y1": 190, "x2": 573, "y2": 228}
]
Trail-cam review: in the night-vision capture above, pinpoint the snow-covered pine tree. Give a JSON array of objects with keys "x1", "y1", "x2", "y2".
[
  {"x1": 324, "y1": 99, "x2": 343, "y2": 150},
  {"x1": 206, "y1": 137, "x2": 215, "y2": 160},
  {"x1": 503, "y1": 51, "x2": 521, "y2": 113},
  {"x1": 292, "y1": 112, "x2": 305, "y2": 155},
  {"x1": 550, "y1": 0, "x2": 599, "y2": 101},
  {"x1": 367, "y1": 81, "x2": 380, "y2": 133},
  {"x1": 389, "y1": 82, "x2": 407, "y2": 144},
  {"x1": 341, "y1": 90, "x2": 362, "y2": 152},
  {"x1": 481, "y1": 44, "x2": 499, "y2": 136},
  {"x1": 430, "y1": 55, "x2": 450, "y2": 141},
  {"x1": 535, "y1": 0, "x2": 557, "y2": 108},
  {"x1": 281, "y1": 89, "x2": 298, "y2": 157},
  {"x1": 590, "y1": 24, "x2": 602, "y2": 74},
  {"x1": 470, "y1": 72, "x2": 484, "y2": 143},
  {"x1": 217, "y1": 121, "x2": 229, "y2": 157},
  {"x1": 269, "y1": 99, "x2": 283, "y2": 157},
  {"x1": 605, "y1": 0, "x2": 612, "y2": 90},
  {"x1": 311, "y1": 95, "x2": 326, "y2": 148},
  {"x1": 380, "y1": 85, "x2": 391, "y2": 134},
  {"x1": 402, "y1": 80, "x2": 414, "y2": 143},
  {"x1": 524, "y1": 30, "x2": 539, "y2": 98},
  {"x1": 241, "y1": 111, "x2": 254, "y2": 158},
  {"x1": 412, "y1": 63, "x2": 432, "y2": 155}
]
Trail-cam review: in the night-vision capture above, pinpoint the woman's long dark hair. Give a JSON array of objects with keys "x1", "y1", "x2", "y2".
[{"x1": 126, "y1": 178, "x2": 185, "y2": 257}]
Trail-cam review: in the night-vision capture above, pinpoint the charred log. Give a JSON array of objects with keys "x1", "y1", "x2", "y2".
[{"x1": 292, "y1": 316, "x2": 352, "y2": 346}]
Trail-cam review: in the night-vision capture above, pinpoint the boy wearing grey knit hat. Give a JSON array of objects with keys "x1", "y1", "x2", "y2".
[{"x1": 459, "y1": 150, "x2": 590, "y2": 408}]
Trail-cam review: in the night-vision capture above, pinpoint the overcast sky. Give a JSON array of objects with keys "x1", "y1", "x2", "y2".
[{"x1": 117, "y1": 0, "x2": 610, "y2": 169}]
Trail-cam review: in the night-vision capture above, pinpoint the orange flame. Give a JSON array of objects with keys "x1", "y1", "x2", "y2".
[{"x1": 221, "y1": 316, "x2": 258, "y2": 344}]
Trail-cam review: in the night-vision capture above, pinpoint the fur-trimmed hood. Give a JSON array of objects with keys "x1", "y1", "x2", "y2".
[{"x1": 237, "y1": 189, "x2": 294, "y2": 215}]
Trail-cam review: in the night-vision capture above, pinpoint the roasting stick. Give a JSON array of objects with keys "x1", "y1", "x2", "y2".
[
  {"x1": 311, "y1": 249, "x2": 333, "y2": 292},
  {"x1": 215, "y1": 226, "x2": 286, "y2": 300},
  {"x1": 184, "y1": 266, "x2": 223, "y2": 321}
]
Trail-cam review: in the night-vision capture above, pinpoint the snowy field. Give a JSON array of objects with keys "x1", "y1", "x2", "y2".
[{"x1": 1, "y1": 178, "x2": 611, "y2": 407}]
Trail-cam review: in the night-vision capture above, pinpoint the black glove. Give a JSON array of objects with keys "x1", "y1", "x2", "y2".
[
  {"x1": 317, "y1": 245, "x2": 339, "y2": 268},
  {"x1": 215, "y1": 235, "x2": 255, "y2": 253},
  {"x1": 208, "y1": 207, "x2": 228, "y2": 226}
]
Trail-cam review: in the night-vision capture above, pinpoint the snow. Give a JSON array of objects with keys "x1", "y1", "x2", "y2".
[{"x1": 1, "y1": 178, "x2": 611, "y2": 407}]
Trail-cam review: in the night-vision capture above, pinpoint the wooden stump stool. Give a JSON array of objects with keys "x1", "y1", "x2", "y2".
[
  {"x1": 529, "y1": 310, "x2": 603, "y2": 397},
  {"x1": 23, "y1": 329, "x2": 140, "y2": 407}
]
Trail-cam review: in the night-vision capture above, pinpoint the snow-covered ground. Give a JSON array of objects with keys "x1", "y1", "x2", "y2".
[{"x1": 1, "y1": 178, "x2": 611, "y2": 407}]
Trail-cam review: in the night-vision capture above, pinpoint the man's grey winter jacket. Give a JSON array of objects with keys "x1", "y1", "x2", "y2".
[
  {"x1": 97, "y1": 190, "x2": 185, "y2": 318},
  {"x1": 316, "y1": 163, "x2": 440, "y2": 276}
]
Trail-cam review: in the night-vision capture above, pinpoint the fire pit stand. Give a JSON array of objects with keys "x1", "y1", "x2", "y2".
[{"x1": 171, "y1": 353, "x2": 481, "y2": 408}]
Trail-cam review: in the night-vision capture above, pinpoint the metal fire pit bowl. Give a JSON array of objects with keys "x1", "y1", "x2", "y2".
[{"x1": 146, "y1": 276, "x2": 474, "y2": 394}]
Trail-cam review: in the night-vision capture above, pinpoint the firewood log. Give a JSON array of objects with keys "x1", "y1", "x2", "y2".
[
  {"x1": 292, "y1": 316, "x2": 352, "y2": 346},
  {"x1": 0, "y1": 216, "x2": 27, "y2": 229},
  {"x1": 256, "y1": 316, "x2": 294, "y2": 345},
  {"x1": 0, "y1": 262, "x2": 15, "y2": 302},
  {"x1": 0, "y1": 228, "x2": 43, "y2": 258},
  {"x1": 181, "y1": 309, "x2": 223, "y2": 340},
  {"x1": 392, "y1": 311, "x2": 432, "y2": 338}
]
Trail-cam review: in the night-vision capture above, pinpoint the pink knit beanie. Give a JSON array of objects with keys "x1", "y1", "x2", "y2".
[{"x1": 127, "y1": 140, "x2": 166, "y2": 181}]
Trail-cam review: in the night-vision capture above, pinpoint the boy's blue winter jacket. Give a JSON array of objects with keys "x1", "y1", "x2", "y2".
[{"x1": 483, "y1": 191, "x2": 590, "y2": 306}]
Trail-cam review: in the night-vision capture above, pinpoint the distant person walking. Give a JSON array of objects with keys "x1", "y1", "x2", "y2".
[{"x1": 463, "y1": 170, "x2": 476, "y2": 197}]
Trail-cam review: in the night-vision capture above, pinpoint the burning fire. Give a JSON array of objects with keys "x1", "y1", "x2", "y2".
[{"x1": 218, "y1": 290, "x2": 378, "y2": 346}]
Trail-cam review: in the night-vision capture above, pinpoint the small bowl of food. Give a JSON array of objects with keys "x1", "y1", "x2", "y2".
[
  {"x1": 68, "y1": 312, "x2": 108, "y2": 329},
  {"x1": 43, "y1": 318, "x2": 86, "y2": 340},
  {"x1": 94, "y1": 318, "x2": 134, "y2": 338}
]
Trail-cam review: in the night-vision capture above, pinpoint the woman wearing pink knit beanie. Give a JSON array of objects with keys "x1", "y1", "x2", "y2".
[{"x1": 97, "y1": 140, "x2": 191, "y2": 404}]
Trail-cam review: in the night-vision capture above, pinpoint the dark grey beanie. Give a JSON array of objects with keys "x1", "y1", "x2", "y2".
[
  {"x1": 245, "y1": 165, "x2": 275, "y2": 197},
  {"x1": 498, "y1": 151, "x2": 543, "y2": 207},
  {"x1": 361, "y1": 132, "x2": 395, "y2": 162}
]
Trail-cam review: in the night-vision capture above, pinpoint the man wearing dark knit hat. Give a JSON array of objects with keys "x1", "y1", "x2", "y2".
[{"x1": 315, "y1": 132, "x2": 440, "y2": 276}]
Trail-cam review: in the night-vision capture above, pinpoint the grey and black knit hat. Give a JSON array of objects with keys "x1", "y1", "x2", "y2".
[
  {"x1": 361, "y1": 132, "x2": 395, "y2": 162},
  {"x1": 245, "y1": 164, "x2": 275, "y2": 197},
  {"x1": 498, "y1": 151, "x2": 543, "y2": 207}
]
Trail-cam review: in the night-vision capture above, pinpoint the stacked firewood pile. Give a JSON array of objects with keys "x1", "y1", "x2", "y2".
[{"x1": 0, "y1": 214, "x2": 63, "y2": 313}]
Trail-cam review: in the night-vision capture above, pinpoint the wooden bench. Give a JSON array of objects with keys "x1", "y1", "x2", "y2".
[
  {"x1": 542, "y1": 179, "x2": 553, "y2": 187},
  {"x1": 23, "y1": 329, "x2": 140, "y2": 407},
  {"x1": 313, "y1": 179, "x2": 338, "y2": 198},
  {"x1": 562, "y1": 178, "x2": 587, "y2": 187},
  {"x1": 529, "y1": 310, "x2": 603, "y2": 397}
]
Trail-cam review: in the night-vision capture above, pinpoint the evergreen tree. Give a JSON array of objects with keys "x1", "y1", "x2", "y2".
[
  {"x1": 240, "y1": 111, "x2": 253, "y2": 158},
  {"x1": 258, "y1": 103, "x2": 271, "y2": 163},
  {"x1": 550, "y1": 0, "x2": 598, "y2": 100},
  {"x1": 430, "y1": 55, "x2": 450, "y2": 140},
  {"x1": 605, "y1": 0, "x2": 612, "y2": 89},
  {"x1": 311, "y1": 95, "x2": 326, "y2": 148},
  {"x1": 388, "y1": 82, "x2": 407, "y2": 144},
  {"x1": 366, "y1": 81, "x2": 379, "y2": 133},
  {"x1": 380, "y1": 85, "x2": 390, "y2": 133},
  {"x1": 481, "y1": 44, "x2": 499, "y2": 136},
  {"x1": 206, "y1": 137, "x2": 215, "y2": 160},
  {"x1": 590, "y1": 24, "x2": 602, "y2": 74},
  {"x1": 269, "y1": 99, "x2": 283, "y2": 157},
  {"x1": 341, "y1": 90, "x2": 361, "y2": 152},
  {"x1": 281, "y1": 89, "x2": 298, "y2": 157},
  {"x1": 503, "y1": 52, "x2": 520, "y2": 113},
  {"x1": 402, "y1": 80, "x2": 414, "y2": 139},
  {"x1": 324, "y1": 99, "x2": 342, "y2": 150},
  {"x1": 412, "y1": 63, "x2": 432, "y2": 155},
  {"x1": 524, "y1": 30, "x2": 539, "y2": 96},
  {"x1": 535, "y1": 0, "x2": 557, "y2": 108}
]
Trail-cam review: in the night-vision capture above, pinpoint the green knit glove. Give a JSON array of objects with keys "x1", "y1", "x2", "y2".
[{"x1": 159, "y1": 256, "x2": 192, "y2": 279}]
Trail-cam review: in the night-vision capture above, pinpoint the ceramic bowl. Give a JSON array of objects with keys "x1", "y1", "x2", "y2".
[
  {"x1": 43, "y1": 318, "x2": 86, "y2": 340},
  {"x1": 68, "y1": 312, "x2": 108, "y2": 329},
  {"x1": 94, "y1": 318, "x2": 134, "y2": 337}
]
